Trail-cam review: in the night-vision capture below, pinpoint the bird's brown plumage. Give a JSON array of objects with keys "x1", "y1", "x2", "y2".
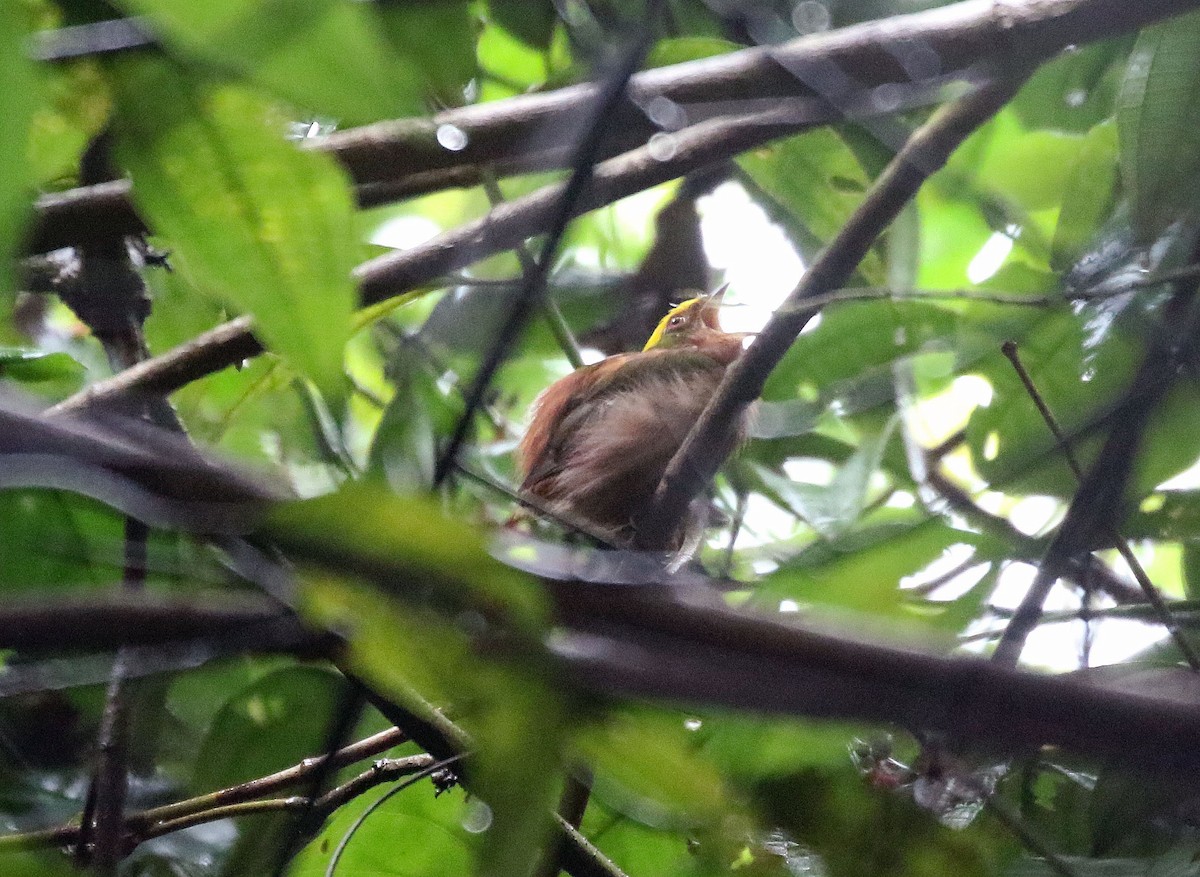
[{"x1": 516, "y1": 291, "x2": 747, "y2": 549}]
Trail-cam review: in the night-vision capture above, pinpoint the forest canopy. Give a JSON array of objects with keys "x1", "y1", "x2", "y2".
[{"x1": 6, "y1": 1, "x2": 1200, "y2": 876}]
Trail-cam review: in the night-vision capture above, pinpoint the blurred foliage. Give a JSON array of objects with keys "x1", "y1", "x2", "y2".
[{"x1": 4, "y1": 1, "x2": 1200, "y2": 877}]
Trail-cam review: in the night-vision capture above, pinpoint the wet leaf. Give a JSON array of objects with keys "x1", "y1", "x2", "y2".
[
  {"x1": 112, "y1": 60, "x2": 356, "y2": 404},
  {"x1": 0, "y1": 4, "x2": 35, "y2": 295},
  {"x1": 1118, "y1": 9, "x2": 1200, "y2": 242},
  {"x1": 113, "y1": 0, "x2": 421, "y2": 122}
]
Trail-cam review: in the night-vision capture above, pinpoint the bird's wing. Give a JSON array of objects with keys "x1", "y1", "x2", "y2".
[
  {"x1": 516, "y1": 350, "x2": 720, "y2": 491},
  {"x1": 516, "y1": 354, "x2": 633, "y2": 486}
]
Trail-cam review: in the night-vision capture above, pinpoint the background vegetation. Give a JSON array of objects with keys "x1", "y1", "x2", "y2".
[{"x1": 6, "y1": 1, "x2": 1200, "y2": 876}]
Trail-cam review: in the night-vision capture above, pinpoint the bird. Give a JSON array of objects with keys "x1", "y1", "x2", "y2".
[{"x1": 516, "y1": 287, "x2": 749, "y2": 552}]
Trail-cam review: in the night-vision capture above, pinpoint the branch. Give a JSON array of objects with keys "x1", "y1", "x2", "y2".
[
  {"x1": 0, "y1": 590, "x2": 314, "y2": 652},
  {"x1": 547, "y1": 583, "x2": 1200, "y2": 769},
  {"x1": 47, "y1": 316, "x2": 262, "y2": 417},
  {"x1": 634, "y1": 72, "x2": 1031, "y2": 550},
  {"x1": 27, "y1": 0, "x2": 1200, "y2": 256},
  {"x1": 0, "y1": 728, "x2": 420, "y2": 854}
]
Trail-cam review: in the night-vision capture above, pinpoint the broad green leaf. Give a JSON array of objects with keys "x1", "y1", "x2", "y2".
[
  {"x1": 191, "y1": 665, "x2": 344, "y2": 877},
  {"x1": 291, "y1": 784, "x2": 477, "y2": 877},
  {"x1": 0, "y1": 851, "x2": 76, "y2": 877},
  {"x1": 264, "y1": 483, "x2": 546, "y2": 630},
  {"x1": 754, "y1": 518, "x2": 981, "y2": 618},
  {"x1": 1118, "y1": 9, "x2": 1200, "y2": 242},
  {"x1": 1011, "y1": 39, "x2": 1130, "y2": 134},
  {"x1": 193, "y1": 665, "x2": 344, "y2": 792},
  {"x1": 0, "y1": 348, "x2": 84, "y2": 383},
  {"x1": 368, "y1": 349, "x2": 464, "y2": 494},
  {"x1": 573, "y1": 711, "x2": 731, "y2": 828},
  {"x1": 488, "y1": 0, "x2": 556, "y2": 49},
  {"x1": 0, "y1": 4, "x2": 35, "y2": 295},
  {"x1": 112, "y1": 0, "x2": 421, "y2": 122},
  {"x1": 112, "y1": 60, "x2": 356, "y2": 403},
  {"x1": 27, "y1": 60, "x2": 110, "y2": 189},
  {"x1": 267, "y1": 485, "x2": 561, "y2": 877},
  {"x1": 763, "y1": 300, "x2": 958, "y2": 404},
  {"x1": 301, "y1": 577, "x2": 565, "y2": 877},
  {"x1": 378, "y1": 1, "x2": 477, "y2": 108},
  {"x1": 753, "y1": 417, "x2": 897, "y2": 540},
  {"x1": 966, "y1": 307, "x2": 1139, "y2": 493},
  {"x1": 476, "y1": 17, "x2": 552, "y2": 94},
  {"x1": 740, "y1": 129, "x2": 885, "y2": 284},
  {"x1": 701, "y1": 713, "x2": 872, "y2": 780},
  {"x1": 1051, "y1": 120, "x2": 1119, "y2": 271}
]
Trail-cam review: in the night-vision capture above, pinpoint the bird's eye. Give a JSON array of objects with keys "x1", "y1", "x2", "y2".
[{"x1": 668, "y1": 315, "x2": 684, "y2": 328}]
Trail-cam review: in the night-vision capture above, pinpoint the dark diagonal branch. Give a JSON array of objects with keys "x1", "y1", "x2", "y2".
[
  {"x1": 634, "y1": 72, "x2": 1033, "y2": 549},
  {"x1": 0, "y1": 590, "x2": 317, "y2": 652},
  {"x1": 48, "y1": 316, "x2": 262, "y2": 417},
  {"x1": 432, "y1": 31, "x2": 655, "y2": 485},
  {"x1": 993, "y1": 286, "x2": 1200, "y2": 664}
]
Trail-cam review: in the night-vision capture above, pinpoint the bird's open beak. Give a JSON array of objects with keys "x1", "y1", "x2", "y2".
[{"x1": 699, "y1": 283, "x2": 730, "y2": 330}]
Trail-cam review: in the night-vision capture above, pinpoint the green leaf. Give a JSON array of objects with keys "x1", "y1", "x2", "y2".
[
  {"x1": 1118, "y1": 9, "x2": 1200, "y2": 243},
  {"x1": 264, "y1": 482, "x2": 547, "y2": 631},
  {"x1": 368, "y1": 350, "x2": 464, "y2": 494},
  {"x1": 301, "y1": 577, "x2": 564, "y2": 877},
  {"x1": 645, "y1": 36, "x2": 737, "y2": 68},
  {"x1": 112, "y1": 0, "x2": 421, "y2": 122},
  {"x1": 966, "y1": 307, "x2": 1139, "y2": 493},
  {"x1": 193, "y1": 665, "x2": 344, "y2": 792},
  {"x1": 1051, "y1": 120, "x2": 1119, "y2": 272},
  {"x1": 573, "y1": 710, "x2": 731, "y2": 829},
  {"x1": 753, "y1": 417, "x2": 897, "y2": 540},
  {"x1": 0, "y1": 348, "x2": 84, "y2": 383},
  {"x1": 112, "y1": 60, "x2": 356, "y2": 404},
  {"x1": 190, "y1": 666, "x2": 344, "y2": 877},
  {"x1": 0, "y1": 4, "x2": 35, "y2": 295},
  {"x1": 488, "y1": 0, "x2": 557, "y2": 49},
  {"x1": 755, "y1": 519, "x2": 981, "y2": 618},
  {"x1": 378, "y1": 1, "x2": 477, "y2": 108},
  {"x1": 291, "y1": 785, "x2": 477, "y2": 877},
  {"x1": 266, "y1": 485, "x2": 562, "y2": 877},
  {"x1": 740, "y1": 129, "x2": 885, "y2": 284}
]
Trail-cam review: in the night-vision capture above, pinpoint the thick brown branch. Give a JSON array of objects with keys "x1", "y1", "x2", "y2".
[
  {"x1": 634, "y1": 72, "x2": 1031, "y2": 549},
  {"x1": 0, "y1": 591, "x2": 311, "y2": 652},
  {"x1": 27, "y1": 0, "x2": 1200, "y2": 256},
  {"x1": 47, "y1": 316, "x2": 262, "y2": 417},
  {"x1": 548, "y1": 584, "x2": 1200, "y2": 768}
]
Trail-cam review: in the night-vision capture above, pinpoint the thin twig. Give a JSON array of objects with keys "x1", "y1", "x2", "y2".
[
  {"x1": 993, "y1": 277, "x2": 1200, "y2": 664},
  {"x1": 481, "y1": 171, "x2": 585, "y2": 370},
  {"x1": 0, "y1": 727, "x2": 411, "y2": 853},
  {"x1": 984, "y1": 798, "x2": 1079, "y2": 877},
  {"x1": 432, "y1": 30, "x2": 656, "y2": 486},
  {"x1": 635, "y1": 71, "x2": 1035, "y2": 550},
  {"x1": 997, "y1": 341, "x2": 1200, "y2": 670}
]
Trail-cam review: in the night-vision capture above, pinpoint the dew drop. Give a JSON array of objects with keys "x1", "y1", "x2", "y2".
[
  {"x1": 871, "y1": 83, "x2": 903, "y2": 113},
  {"x1": 462, "y1": 800, "x2": 493, "y2": 834},
  {"x1": 436, "y1": 123, "x2": 469, "y2": 152},
  {"x1": 791, "y1": 0, "x2": 831, "y2": 34},
  {"x1": 647, "y1": 132, "x2": 678, "y2": 161},
  {"x1": 647, "y1": 95, "x2": 687, "y2": 130},
  {"x1": 1065, "y1": 88, "x2": 1087, "y2": 108},
  {"x1": 684, "y1": 717, "x2": 703, "y2": 731}
]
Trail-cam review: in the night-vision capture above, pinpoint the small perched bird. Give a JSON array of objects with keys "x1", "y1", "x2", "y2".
[{"x1": 517, "y1": 288, "x2": 748, "y2": 551}]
